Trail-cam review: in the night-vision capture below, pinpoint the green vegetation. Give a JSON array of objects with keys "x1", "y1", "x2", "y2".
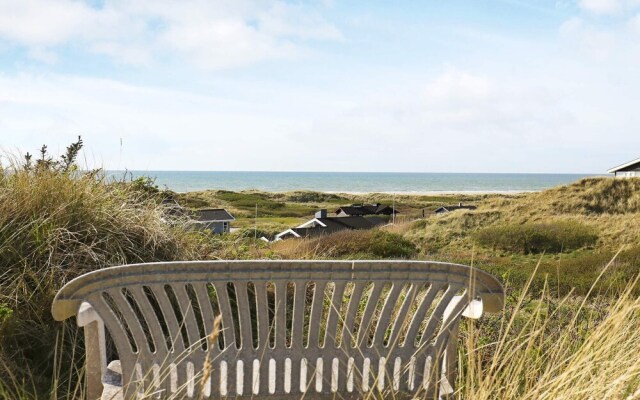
[
  {"x1": 398, "y1": 177, "x2": 640, "y2": 296},
  {"x1": 175, "y1": 188, "x2": 482, "y2": 221},
  {"x1": 457, "y1": 267, "x2": 640, "y2": 400},
  {"x1": 180, "y1": 190, "x2": 317, "y2": 218},
  {"x1": 273, "y1": 229, "x2": 418, "y2": 259},
  {"x1": 473, "y1": 220, "x2": 598, "y2": 254},
  {"x1": 281, "y1": 191, "x2": 348, "y2": 203},
  {"x1": 0, "y1": 140, "x2": 214, "y2": 397}
]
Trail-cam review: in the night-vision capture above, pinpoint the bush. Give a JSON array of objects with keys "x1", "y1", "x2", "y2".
[
  {"x1": 473, "y1": 221, "x2": 598, "y2": 254},
  {"x1": 284, "y1": 191, "x2": 347, "y2": 203},
  {"x1": 232, "y1": 223, "x2": 289, "y2": 240},
  {"x1": 215, "y1": 190, "x2": 316, "y2": 217},
  {"x1": 310, "y1": 229, "x2": 417, "y2": 259},
  {"x1": 216, "y1": 191, "x2": 284, "y2": 210}
]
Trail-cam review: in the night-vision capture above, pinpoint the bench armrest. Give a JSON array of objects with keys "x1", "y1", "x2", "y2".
[
  {"x1": 77, "y1": 302, "x2": 107, "y2": 400},
  {"x1": 443, "y1": 295, "x2": 484, "y2": 322}
]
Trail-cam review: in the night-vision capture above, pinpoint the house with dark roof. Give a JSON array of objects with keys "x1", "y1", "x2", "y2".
[
  {"x1": 274, "y1": 209, "x2": 385, "y2": 241},
  {"x1": 192, "y1": 209, "x2": 235, "y2": 234},
  {"x1": 608, "y1": 157, "x2": 640, "y2": 178},
  {"x1": 434, "y1": 203, "x2": 477, "y2": 214},
  {"x1": 335, "y1": 203, "x2": 397, "y2": 217}
]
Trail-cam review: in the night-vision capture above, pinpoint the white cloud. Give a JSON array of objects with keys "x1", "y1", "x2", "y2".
[
  {"x1": 299, "y1": 61, "x2": 640, "y2": 173},
  {"x1": 26, "y1": 47, "x2": 58, "y2": 64},
  {"x1": 578, "y1": 0, "x2": 640, "y2": 14},
  {"x1": 559, "y1": 5, "x2": 640, "y2": 63},
  {"x1": 3, "y1": 2, "x2": 640, "y2": 174},
  {"x1": 579, "y1": 0, "x2": 622, "y2": 14},
  {"x1": 423, "y1": 70, "x2": 491, "y2": 104},
  {"x1": 257, "y1": 2, "x2": 343, "y2": 41},
  {"x1": 0, "y1": 0, "x2": 98, "y2": 45},
  {"x1": 299, "y1": 70, "x2": 577, "y2": 171},
  {"x1": 559, "y1": 16, "x2": 618, "y2": 59},
  {"x1": 0, "y1": 73, "x2": 318, "y2": 170},
  {"x1": 628, "y1": 13, "x2": 640, "y2": 32},
  {"x1": 1, "y1": 63, "x2": 640, "y2": 174},
  {"x1": 0, "y1": 0, "x2": 341, "y2": 69},
  {"x1": 158, "y1": 17, "x2": 294, "y2": 70}
]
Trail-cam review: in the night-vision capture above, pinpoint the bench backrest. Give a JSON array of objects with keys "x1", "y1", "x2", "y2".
[{"x1": 52, "y1": 260, "x2": 503, "y2": 399}]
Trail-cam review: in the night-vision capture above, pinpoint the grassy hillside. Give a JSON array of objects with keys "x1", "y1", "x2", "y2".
[
  {"x1": 175, "y1": 189, "x2": 483, "y2": 219},
  {"x1": 406, "y1": 178, "x2": 640, "y2": 250},
  {"x1": 173, "y1": 177, "x2": 640, "y2": 296},
  {"x1": 404, "y1": 177, "x2": 640, "y2": 295}
]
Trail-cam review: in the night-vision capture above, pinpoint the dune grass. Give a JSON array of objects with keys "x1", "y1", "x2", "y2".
[
  {"x1": 456, "y1": 255, "x2": 640, "y2": 400},
  {"x1": 0, "y1": 142, "x2": 215, "y2": 397},
  {"x1": 271, "y1": 229, "x2": 418, "y2": 259},
  {"x1": 400, "y1": 177, "x2": 640, "y2": 298},
  {"x1": 473, "y1": 220, "x2": 598, "y2": 254}
]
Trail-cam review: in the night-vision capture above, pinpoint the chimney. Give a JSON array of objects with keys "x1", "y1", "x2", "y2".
[{"x1": 315, "y1": 209, "x2": 327, "y2": 218}]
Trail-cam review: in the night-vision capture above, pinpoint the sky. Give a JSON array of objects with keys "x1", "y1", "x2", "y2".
[{"x1": 0, "y1": 0, "x2": 639, "y2": 173}]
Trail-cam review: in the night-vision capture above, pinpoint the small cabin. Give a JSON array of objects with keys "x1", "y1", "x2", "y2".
[
  {"x1": 192, "y1": 209, "x2": 235, "y2": 234},
  {"x1": 608, "y1": 158, "x2": 640, "y2": 178},
  {"x1": 274, "y1": 209, "x2": 385, "y2": 241},
  {"x1": 335, "y1": 203, "x2": 397, "y2": 217},
  {"x1": 434, "y1": 202, "x2": 477, "y2": 214}
]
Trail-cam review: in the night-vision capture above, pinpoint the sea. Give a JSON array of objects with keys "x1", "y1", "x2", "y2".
[{"x1": 106, "y1": 171, "x2": 599, "y2": 194}]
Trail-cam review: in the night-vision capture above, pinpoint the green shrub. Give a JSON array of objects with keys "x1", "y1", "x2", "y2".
[
  {"x1": 473, "y1": 221, "x2": 598, "y2": 254},
  {"x1": 216, "y1": 190, "x2": 316, "y2": 217},
  {"x1": 217, "y1": 191, "x2": 283, "y2": 209},
  {"x1": 367, "y1": 230, "x2": 417, "y2": 258},
  {"x1": 284, "y1": 191, "x2": 347, "y2": 203},
  {"x1": 310, "y1": 229, "x2": 417, "y2": 259},
  {"x1": 233, "y1": 224, "x2": 289, "y2": 240}
]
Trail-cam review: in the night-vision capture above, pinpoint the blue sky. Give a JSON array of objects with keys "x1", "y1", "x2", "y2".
[{"x1": 1, "y1": 0, "x2": 639, "y2": 173}]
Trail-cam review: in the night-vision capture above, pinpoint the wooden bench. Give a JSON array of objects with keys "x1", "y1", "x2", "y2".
[{"x1": 52, "y1": 260, "x2": 504, "y2": 399}]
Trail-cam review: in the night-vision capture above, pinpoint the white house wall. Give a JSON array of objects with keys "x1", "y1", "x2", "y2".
[{"x1": 617, "y1": 171, "x2": 640, "y2": 178}]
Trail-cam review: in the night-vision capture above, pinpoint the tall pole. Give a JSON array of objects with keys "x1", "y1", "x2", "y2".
[
  {"x1": 254, "y1": 203, "x2": 257, "y2": 240},
  {"x1": 392, "y1": 193, "x2": 396, "y2": 225}
]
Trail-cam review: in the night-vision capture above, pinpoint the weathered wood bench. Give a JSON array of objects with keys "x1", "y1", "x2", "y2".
[{"x1": 52, "y1": 260, "x2": 504, "y2": 400}]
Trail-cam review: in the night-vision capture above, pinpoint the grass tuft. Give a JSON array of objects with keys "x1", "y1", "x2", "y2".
[
  {"x1": 473, "y1": 220, "x2": 598, "y2": 254},
  {"x1": 0, "y1": 145, "x2": 213, "y2": 397}
]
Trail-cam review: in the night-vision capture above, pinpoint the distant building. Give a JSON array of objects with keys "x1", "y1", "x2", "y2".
[
  {"x1": 159, "y1": 197, "x2": 234, "y2": 233},
  {"x1": 335, "y1": 203, "x2": 397, "y2": 217},
  {"x1": 608, "y1": 157, "x2": 640, "y2": 178},
  {"x1": 274, "y1": 209, "x2": 385, "y2": 241},
  {"x1": 434, "y1": 203, "x2": 477, "y2": 214},
  {"x1": 192, "y1": 209, "x2": 235, "y2": 234}
]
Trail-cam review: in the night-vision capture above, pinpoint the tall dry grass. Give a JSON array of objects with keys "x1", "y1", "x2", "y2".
[
  {"x1": 0, "y1": 143, "x2": 215, "y2": 397},
  {"x1": 457, "y1": 256, "x2": 640, "y2": 400}
]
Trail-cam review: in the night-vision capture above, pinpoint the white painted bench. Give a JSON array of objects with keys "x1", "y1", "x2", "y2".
[{"x1": 52, "y1": 260, "x2": 504, "y2": 399}]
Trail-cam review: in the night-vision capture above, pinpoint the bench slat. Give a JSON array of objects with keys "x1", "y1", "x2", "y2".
[{"x1": 323, "y1": 281, "x2": 348, "y2": 350}]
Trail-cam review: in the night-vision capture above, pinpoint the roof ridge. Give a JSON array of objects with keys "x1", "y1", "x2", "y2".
[{"x1": 608, "y1": 157, "x2": 640, "y2": 173}]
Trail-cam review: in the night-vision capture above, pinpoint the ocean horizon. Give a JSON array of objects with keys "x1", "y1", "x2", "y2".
[{"x1": 106, "y1": 171, "x2": 600, "y2": 194}]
